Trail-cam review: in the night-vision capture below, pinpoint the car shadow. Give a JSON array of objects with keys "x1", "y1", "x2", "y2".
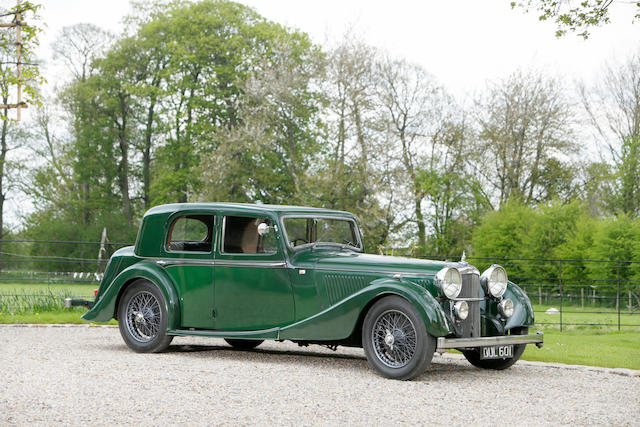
[
  {"x1": 167, "y1": 343, "x2": 367, "y2": 361},
  {"x1": 103, "y1": 342, "x2": 526, "y2": 380}
]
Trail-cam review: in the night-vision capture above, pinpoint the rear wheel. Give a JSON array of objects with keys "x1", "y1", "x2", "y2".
[
  {"x1": 118, "y1": 280, "x2": 173, "y2": 353},
  {"x1": 462, "y1": 327, "x2": 528, "y2": 370},
  {"x1": 362, "y1": 296, "x2": 435, "y2": 380},
  {"x1": 224, "y1": 339, "x2": 264, "y2": 350}
]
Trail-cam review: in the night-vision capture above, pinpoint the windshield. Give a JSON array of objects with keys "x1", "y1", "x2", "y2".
[{"x1": 283, "y1": 217, "x2": 362, "y2": 250}]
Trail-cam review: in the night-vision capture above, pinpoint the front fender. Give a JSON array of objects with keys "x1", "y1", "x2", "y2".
[
  {"x1": 82, "y1": 261, "x2": 181, "y2": 329},
  {"x1": 504, "y1": 281, "x2": 535, "y2": 330},
  {"x1": 280, "y1": 278, "x2": 452, "y2": 341}
]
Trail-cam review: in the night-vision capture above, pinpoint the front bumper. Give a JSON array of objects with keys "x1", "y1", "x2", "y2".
[{"x1": 436, "y1": 331, "x2": 544, "y2": 351}]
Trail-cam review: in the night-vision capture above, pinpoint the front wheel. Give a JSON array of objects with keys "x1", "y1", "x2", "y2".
[
  {"x1": 462, "y1": 327, "x2": 529, "y2": 370},
  {"x1": 362, "y1": 296, "x2": 435, "y2": 380},
  {"x1": 118, "y1": 280, "x2": 173, "y2": 353}
]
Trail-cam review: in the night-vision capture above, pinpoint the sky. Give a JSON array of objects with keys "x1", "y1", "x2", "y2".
[
  {"x1": 35, "y1": 0, "x2": 640, "y2": 99},
  {"x1": 4, "y1": 0, "x2": 640, "y2": 228}
]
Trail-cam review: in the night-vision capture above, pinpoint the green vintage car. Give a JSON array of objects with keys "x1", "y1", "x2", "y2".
[{"x1": 71, "y1": 202, "x2": 543, "y2": 380}]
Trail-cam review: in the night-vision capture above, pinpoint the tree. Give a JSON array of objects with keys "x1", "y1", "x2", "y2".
[
  {"x1": 474, "y1": 70, "x2": 577, "y2": 208},
  {"x1": 198, "y1": 32, "x2": 325, "y2": 205},
  {"x1": 417, "y1": 112, "x2": 490, "y2": 255},
  {"x1": 376, "y1": 56, "x2": 451, "y2": 253},
  {"x1": 51, "y1": 23, "x2": 113, "y2": 82},
  {"x1": 511, "y1": 0, "x2": 640, "y2": 38},
  {"x1": 581, "y1": 49, "x2": 640, "y2": 216},
  {"x1": 313, "y1": 35, "x2": 396, "y2": 251}
]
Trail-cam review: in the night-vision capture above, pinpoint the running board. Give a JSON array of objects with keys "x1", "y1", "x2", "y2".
[{"x1": 167, "y1": 327, "x2": 280, "y2": 340}]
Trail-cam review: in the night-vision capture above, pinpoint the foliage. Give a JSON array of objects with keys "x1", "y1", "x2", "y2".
[
  {"x1": 511, "y1": 0, "x2": 640, "y2": 38},
  {"x1": 6, "y1": 0, "x2": 640, "y2": 266},
  {"x1": 0, "y1": 0, "x2": 44, "y2": 107},
  {"x1": 474, "y1": 71, "x2": 576, "y2": 208}
]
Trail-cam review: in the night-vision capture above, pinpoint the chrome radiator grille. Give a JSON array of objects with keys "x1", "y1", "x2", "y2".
[{"x1": 458, "y1": 273, "x2": 481, "y2": 337}]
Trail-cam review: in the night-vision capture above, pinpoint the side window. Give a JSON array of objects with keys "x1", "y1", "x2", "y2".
[
  {"x1": 223, "y1": 216, "x2": 277, "y2": 254},
  {"x1": 167, "y1": 215, "x2": 214, "y2": 252}
]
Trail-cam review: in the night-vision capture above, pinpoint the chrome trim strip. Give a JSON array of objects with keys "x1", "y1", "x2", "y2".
[
  {"x1": 449, "y1": 297, "x2": 484, "y2": 302},
  {"x1": 216, "y1": 260, "x2": 286, "y2": 268},
  {"x1": 156, "y1": 259, "x2": 286, "y2": 268},
  {"x1": 436, "y1": 332, "x2": 544, "y2": 350},
  {"x1": 156, "y1": 259, "x2": 215, "y2": 267}
]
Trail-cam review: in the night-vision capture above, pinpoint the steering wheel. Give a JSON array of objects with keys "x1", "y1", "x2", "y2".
[{"x1": 291, "y1": 238, "x2": 309, "y2": 246}]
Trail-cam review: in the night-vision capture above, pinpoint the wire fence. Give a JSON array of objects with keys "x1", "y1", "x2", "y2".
[{"x1": 0, "y1": 240, "x2": 638, "y2": 330}]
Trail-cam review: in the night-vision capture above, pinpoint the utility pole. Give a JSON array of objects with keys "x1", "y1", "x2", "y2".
[{"x1": 0, "y1": 0, "x2": 29, "y2": 120}]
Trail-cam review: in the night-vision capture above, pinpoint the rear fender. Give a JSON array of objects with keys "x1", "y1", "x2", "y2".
[{"x1": 82, "y1": 261, "x2": 180, "y2": 329}]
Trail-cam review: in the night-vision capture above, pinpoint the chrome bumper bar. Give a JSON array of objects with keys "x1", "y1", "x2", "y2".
[{"x1": 436, "y1": 332, "x2": 544, "y2": 350}]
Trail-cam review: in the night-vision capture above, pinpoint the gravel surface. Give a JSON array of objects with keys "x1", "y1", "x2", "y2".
[{"x1": 1, "y1": 326, "x2": 638, "y2": 426}]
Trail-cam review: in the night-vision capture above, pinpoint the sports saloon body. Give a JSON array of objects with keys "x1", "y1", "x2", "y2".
[{"x1": 74, "y1": 203, "x2": 543, "y2": 380}]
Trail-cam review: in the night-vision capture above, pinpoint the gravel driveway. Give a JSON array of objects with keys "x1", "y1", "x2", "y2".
[{"x1": 1, "y1": 325, "x2": 638, "y2": 426}]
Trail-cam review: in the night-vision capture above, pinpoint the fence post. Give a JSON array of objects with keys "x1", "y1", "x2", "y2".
[
  {"x1": 581, "y1": 287, "x2": 584, "y2": 309},
  {"x1": 630, "y1": 290, "x2": 633, "y2": 315},
  {"x1": 617, "y1": 263, "x2": 621, "y2": 331},
  {"x1": 539, "y1": 286, "x2": 542, "y2": 306},
  {"x1": 559, "y1": 260, "x2": 563, "y2": 332}
]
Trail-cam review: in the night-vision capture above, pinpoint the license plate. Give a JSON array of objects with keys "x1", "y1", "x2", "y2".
[{"x1": 480, "y1": 345, "x2": 513, "y2": 359}]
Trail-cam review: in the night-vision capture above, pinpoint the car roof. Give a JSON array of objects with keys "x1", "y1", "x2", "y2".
[{"x1": 143, "y1": 202, "x2": 354, "y2": 217}]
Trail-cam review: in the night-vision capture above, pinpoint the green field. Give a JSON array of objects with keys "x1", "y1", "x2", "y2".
[
  {"x1": 0, "y1": 282, "x2": 97, "y2": 296},
  {"x1": 520, "y1": 328, "x2": 640, "y2": 369},
  {"x1": 1, "y1": 282, "x2": 639, "y2": 369},
  {"x1": 532, "y1": 303, "x2": 639, "y2": 329}
]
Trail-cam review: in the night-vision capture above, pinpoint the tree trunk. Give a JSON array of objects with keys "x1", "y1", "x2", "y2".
[
  {"x1": 142, "y1": 88, "x2": 158, "y2": 210},
  {"x1": 0, "y1": 105, "x2": 8, "y2": 271},
  {"x1": 116, "y1": 93, "x2": 132, "y2": 226}
]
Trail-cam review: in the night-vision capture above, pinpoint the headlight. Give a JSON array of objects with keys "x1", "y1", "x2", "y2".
[
  {"x1": 454, "y1": 301, "x2": 469, "y2": 320},
  {"x1": 498, "y1": 298, "x2": 514, "y2": 318},
  {"x1": 481, "y1": 265, "x2": 508, "y2": 298},
  {"x1": 436, "y1": 267, "x2": 462, "y2": 299}
]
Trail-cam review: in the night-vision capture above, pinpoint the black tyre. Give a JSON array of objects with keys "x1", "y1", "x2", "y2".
[
  {"x1": 118, "y1": 280, "x2": 173, "y2": 353},
  {"x1": 362, "y1": 296, "x2": 435, "y2": 380},
  {"x1": 224, "y1": 339, "x2": 264, "y2": 350},
  {"x1": 462, "y1": 327, "x2": 529, "y2": 370}
]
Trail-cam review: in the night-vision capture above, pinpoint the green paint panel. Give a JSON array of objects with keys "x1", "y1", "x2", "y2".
[
  {"x1": 166, "y1": 265, "x2": 214, "y2": 328},
  {"x1": 214, "y1": 265, "x2": 294, "y2": 330}
]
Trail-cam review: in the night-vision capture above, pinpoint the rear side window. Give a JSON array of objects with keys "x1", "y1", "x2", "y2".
[
  {"x1": 167, "y1": 215, "x2": 214, "y2": 252},
  {"x1": 223, "y1": 216, "x2": 277, "y2": 254}
]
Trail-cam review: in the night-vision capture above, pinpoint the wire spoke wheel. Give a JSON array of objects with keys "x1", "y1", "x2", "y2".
[
  {"x1": 125, "y1": 290, "x2": 161, "y2": 343},
  {"x1": 371, "y1": 309, "x2": 417, "y2": 368}
]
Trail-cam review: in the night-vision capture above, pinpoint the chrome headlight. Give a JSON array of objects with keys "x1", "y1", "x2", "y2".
[
  {"x1": 481, "y1": 265, "x2": 508, "y2": 298},
  {"x1": 498, "y1": 298, "x2": 514, "y2": 318},
  {"x1": 454, "y1": 301, "x2": 469, "y2": 320},
  {"x1": 436, "y1": 267, "x2": 462, "y2": 299}
]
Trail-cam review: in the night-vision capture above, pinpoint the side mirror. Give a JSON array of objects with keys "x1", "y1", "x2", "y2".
[{"x1": 257, "y1": 222, "x2": 270, "y2": 236}]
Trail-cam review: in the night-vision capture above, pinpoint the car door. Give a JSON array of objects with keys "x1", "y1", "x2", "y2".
[
  {"x1": 213, "y1": 213, "x2": 295, "y2": 331},
  {"x1": 162, "y1": 212, "x2": 216, "y2": 329}
]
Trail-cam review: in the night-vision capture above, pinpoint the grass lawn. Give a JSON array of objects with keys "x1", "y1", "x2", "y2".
[
  {"x1": 0, "y1": 309, "x2": 117, "y2": 325},
  {"x1": 520, "y1": 327, "x2": 640, "y2": 370},
  {"x1": 0, "y1": 282, "x2": 98, "y2": 297}
]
